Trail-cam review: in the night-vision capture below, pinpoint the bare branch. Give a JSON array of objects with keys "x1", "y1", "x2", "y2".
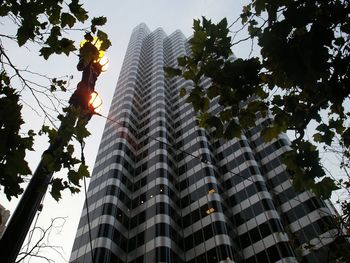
[{"x1": 16, "y1": 217, "x2": 68, "y2": 263}]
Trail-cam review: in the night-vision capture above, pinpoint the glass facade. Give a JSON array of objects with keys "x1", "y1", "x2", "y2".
[{"x1": 69, "y1": 24, "x2": 337, "y2": 263}]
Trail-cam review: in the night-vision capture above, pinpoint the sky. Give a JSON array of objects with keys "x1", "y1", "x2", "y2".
[{"x1": 1, "y1": 1, "x2": 254, "y2": 262}]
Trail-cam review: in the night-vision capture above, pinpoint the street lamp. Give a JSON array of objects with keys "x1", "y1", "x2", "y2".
[
  {"x1": 89, "y1": 91, "x2": 103, "y2": 113},
  {"x1": 0, "y1": 36, "x2": 109, "y2": 263}
]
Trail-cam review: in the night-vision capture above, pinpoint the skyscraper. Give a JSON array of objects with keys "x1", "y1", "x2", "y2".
[{"x1": 69, "y1": 24, "x2": 338, "y2": 263}]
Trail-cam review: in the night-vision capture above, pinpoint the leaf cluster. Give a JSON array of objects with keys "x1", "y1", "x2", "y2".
[
  {"x1": 166, "y1": 0, "x2": 350, "y2": 204},
  {"x1": 0, "y1": 72, "x2": 34, "y2": 200},
  {"x1": 165, "y1": 17, "x2": 268, "y2": 141},
  {"x1": 40, "y1": 107, "x2": 91, "y2": 201},
  {"x1": 0, "y1": 0, "x2": 111, "y2": 201},
  {"x1": 0, "y1": 0, "x2": 109, "y2": 60},
  {"x1": 79, "y1": 29, "x2": 112, "y2": 67},
  {"x1": 241, "y1": 0, "x2": 350, "y2": 199}
]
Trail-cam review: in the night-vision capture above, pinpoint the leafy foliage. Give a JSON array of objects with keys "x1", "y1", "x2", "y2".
[
  {"x1": 0, "y1": 0, "x2": 111, "y2": 200},
  {"x1": 165, "y1": 1, "x2": 350, "y2": 202},
  {"x1": 0, "y1": 72, "x2": 34, "y2": 200},
  {"x1": 166, "y1": 5, "x2": 350, "y2": 259},
  {"x1": 40, "y1": 107, "x2": 92, "y2": 201}
]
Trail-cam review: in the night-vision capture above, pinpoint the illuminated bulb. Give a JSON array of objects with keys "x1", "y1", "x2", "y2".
[
  {"x1": 98, "y1": 55, "x2": 109, "y2": 72},
  {"x1": 80, "y1": 37, "x2": 109, "y2": 71},
  {"x1": 206, "y1": 208, "x2": 215, "y2": 214},
  {"x1": 208, "y1": 189, "x2": 216, "y2": 194},
  {"x1": 88, "y1": 91, "x2": 103, "y2": 113}
]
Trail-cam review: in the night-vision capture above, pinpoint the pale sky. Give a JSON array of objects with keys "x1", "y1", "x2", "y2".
[{"x1": 1, "y1": 1, "x2": 254, "y2": 262}]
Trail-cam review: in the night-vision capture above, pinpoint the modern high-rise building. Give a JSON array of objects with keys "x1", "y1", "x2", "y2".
[{"x1": 69, "y1": 24, "x2": 339, "y2": 263}]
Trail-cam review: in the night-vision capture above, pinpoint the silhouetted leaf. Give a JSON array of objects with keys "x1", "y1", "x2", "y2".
[
  {"x1": 164, "y1": 67, "x2": 181, "y2": 78},
  {"x1": 313, "y1": 177, "x2": 339, "y2": 199},
  {"x1": 61, "y1": 12, "x2": 76, "y2": 28},
  {"x1": 50, "y1": 178, "x2": 65, "y2": 201}
]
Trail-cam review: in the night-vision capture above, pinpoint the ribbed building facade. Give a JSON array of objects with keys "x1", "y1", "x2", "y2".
[{"x1": 69, "y1": 24, "x2": 338, "y2": 263}]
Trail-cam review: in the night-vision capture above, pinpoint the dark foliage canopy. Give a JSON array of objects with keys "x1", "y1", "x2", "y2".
[
  {"x1": 166, "y1": 0, "x2": 350, "y2": 229},
  {"x1": 0, "y1": 0, "x2": 111, "y2": 200}
]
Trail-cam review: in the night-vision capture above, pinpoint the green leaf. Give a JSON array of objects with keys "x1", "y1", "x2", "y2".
[
  {"x1": 41, "y1": 125, "x2": 58, "y2": 143},
  {"x1": 69, "y1": 0, "x2": 88, "y2": 22},
  {"x1": 219, "y1": 109, "x2": 232, "y2": 122},
  {"x1": 6, "y1": 151, "x2": 31, "y2": 175},
  {"x1": 42, "y1": 153, "x2": 59, "y2": 172},
  {"x1": 77, "y1": 163, "x2": 90, "y2": 178},
  {"x1": 90, "y1": 16, "x2": 107, "y2": 34},
  {"x1": 313, "y1": 177, "x2": 339, "y2": 199},
  {"x1": 207, "y1": 116, "x2": 224, "y2": 138},
  {"x1": 207, "y1": 84, "x2": 220, "y2": 99},
  {"x1": 224, "y1": 119, "x2": 241, "y2": 139},
  {"x1": 61, "y1": 12, "x2": 76, "y2": 28},
  {"x1": 254, "y1": 0, "x2": 267, "y2": 15},
  {"x1": 177, "y1": 56, "x2": 187, "y2": 67},
  {"x1": 97, "y1": 30, "x2": 111, "y2": 50},
  {"x1": 50, "y1": 178, "x2": 65, "y2": 201},
  {"x1": 313, "y1": 133, "x2": 323, "y2": 143},
  {"x1": 198, "y1": 112, "x2": 210, "y2": 128},
  {"x1": 39, "y1": 47, "x2": 54, "y2": 60},
  {"x1": 75, "y1": 119, "x2": 91, "y2": 141},
  {"x1": 343, "y1": 128, "x2": 350, "y2": 147},
  {"x1": 183, "y1": 69, "x2": 195, "y2": 80},
  {"x1": 164, "y1": 67, "x2": 181, "y2": 78},
  {"x1": 68, "y1": 170, "x2": 80, "y2": 186},
  {"x1": 261, "y1": 125, "x2": 283, "y2": 141},
  {"x1": 0, "y1": 5, "x2": 10, "y2": 16},
  {"x1": 17, "y1": 26, "x2": 32, "y2": 46},
  {"x1": 79, "y1": 42, "x2": 99, "y2": 65},
  {"x1": 186, "y1": 89, "x2": 202, "y2": 111},
  {"x1": 91, "y1": 16, "x2": 107, "y2": 26},
  {"x1": 48, "y1": 4, "x2": 62, "y2": 25},
  {"x1": 67, "y1": 144, "x2": 74, "y2": 155},
  {"x1": 239, "y1": 109, "x2": 256, "y2": 129},
  {"x1": 179, "y1": 87, "x2": 186, "y2": 97},
  {"x1": 201, "y1": 97, "x2": 210, "y2": 111},
  {"x1": 60, "y1": 38, "x2": 76, "y2": 56}
]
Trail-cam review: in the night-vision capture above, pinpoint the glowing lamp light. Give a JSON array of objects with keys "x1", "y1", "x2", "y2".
[
  {"x1": 206, "y1": 208, "x2": 215, "y2": 215},
  {"x1": 80, "y1": 37, "x2": 103, "y2": 50},
  {"x1": 208, "y1": 189, "x2": 216, "y2": 194},
  {"x1": 98, "y1": 55, "x2": 109, "y2": 72},
  {"x1": 80, "y1": 37, "x2": 108, "y2": 69},
  {"x1": 88, "y1": 91, "x2": 103, "y2": 113}
]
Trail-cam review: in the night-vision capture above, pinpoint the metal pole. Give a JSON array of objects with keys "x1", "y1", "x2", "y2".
[
  {"x1": 0, "y1": 108, "x2": 78, "y2": 263},
  {"x1": 0, "y1": 57, "x2": 102, "y2": 262}
]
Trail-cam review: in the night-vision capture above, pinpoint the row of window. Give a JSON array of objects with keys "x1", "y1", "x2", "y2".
[
  {"x1": 283, "y1": 197, "x2": 328, "y2": 225},
  {"x1": 76, "y1": 213, "x2": 235, "y2": 257},
  {"x1": 183, "y1": 220, "x2": 231, "y2": 251},
  {"x1": 226, "y1": 180, "x2": 268, "y2": 208},
  {"x1": 87, "y1": 235, "x2": 235, "y2": 263},
  {"x1": 292, "y1": 216, "x2": 334, "y2": 246},
  {"x1": 221, "y1": 166, "x2": 260, "y2": 191},
  {"x1": 244, "y1": 241, "x2": 295, "y2": 263},
  {"x1": 78, "y1": 195, "x2": 230, "y2": 240},
  {"x1": 232, "y1": 198, "x2": 276, "y2": 227},
  {"x1": 236, "y1": 218, "x2": 284, "y2": 249},
  {"x1": 186, "y1": 244, "x2": 235, "y2": 263},
  {"x1": 220, "y1": 151, "x2": 255, "y2": 174},
  {"x1": 130, "y1": 246, "x2": 183, "y2": 263}
]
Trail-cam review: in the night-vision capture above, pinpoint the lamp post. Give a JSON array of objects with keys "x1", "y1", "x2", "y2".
[{"x1": 0, "y1": 38, "x2": 108, "y2": 263}]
